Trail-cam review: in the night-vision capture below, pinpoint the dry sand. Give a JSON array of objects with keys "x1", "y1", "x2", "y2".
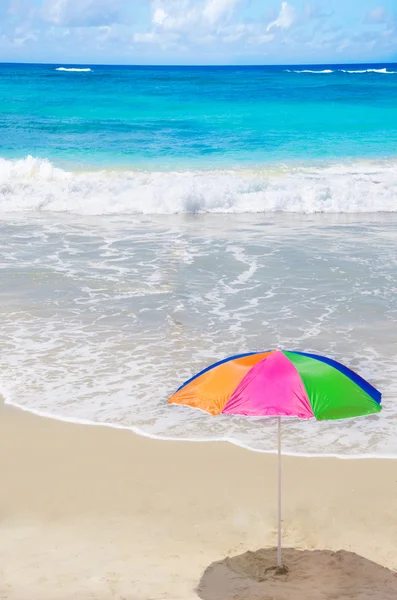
[{"x1": 0, "y1": 400, "x2": 396, "y2": 599}]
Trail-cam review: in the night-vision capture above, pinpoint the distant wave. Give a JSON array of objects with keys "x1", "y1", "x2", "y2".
[
  {"x1": 286, "y1": 69, "x2": 333, "y2": 74},
  {"x1": 287, "y1": 67, "x2": 397, "y2": 74},
  {"x1": 341, "y1": 68, "x2": 397, "y2": 74},
  {"x1": 55, "y1": 67, "x2": 92, "y2": 72},
  {"x1": 1, "y1": 156, "x2": 397, "y2": 215}
]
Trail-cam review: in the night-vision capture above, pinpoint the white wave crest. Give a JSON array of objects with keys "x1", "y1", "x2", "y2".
[
  {"x1": 287, "y1": 67, "x2": 397, "y2": 75},
  {"x1": 1, "y1": 156, "x2": 397, "y2": 215},
  {"x1": 56, "y1": 67, "x2": 92, "y2": 72},
  {"x1": 341, "y1": 68, "x2": 397, "y2": 74},
  {"x1": 287, "y1": 69, "x2": 334, "y2": 73}
]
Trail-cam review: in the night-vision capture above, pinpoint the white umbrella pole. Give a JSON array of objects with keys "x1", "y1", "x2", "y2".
[{"x1": 277, "y1": 416, "x2": 282, "y2": 568}]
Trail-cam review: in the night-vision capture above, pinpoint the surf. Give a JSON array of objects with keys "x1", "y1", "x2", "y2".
[
  {"x1": 1, "y1": 156, "x2": 396, "y2": 215},
  {"x1": 55, "y1": 67, "x2": 92, "y2": 72}
]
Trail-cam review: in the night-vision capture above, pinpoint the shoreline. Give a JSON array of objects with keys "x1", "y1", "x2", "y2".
[
  {"x1": 4, "y1": 399, "x2": 397, "y2": 460},
  {"x1": 1, "y1": 401, "x2": 397, "y2": 599}
]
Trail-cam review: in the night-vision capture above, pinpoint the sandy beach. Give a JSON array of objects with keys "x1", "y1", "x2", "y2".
[
  {"x1": 2, "y1": 27, "x2": 397, "y2": 600},
  {"x1": 0, "y1": 400, "x2": 396, "y2": 599}
]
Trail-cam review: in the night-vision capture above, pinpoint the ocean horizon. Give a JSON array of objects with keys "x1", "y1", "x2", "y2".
[{"x1": 1, "y1": 61, "x2": 396, "y2": 457}]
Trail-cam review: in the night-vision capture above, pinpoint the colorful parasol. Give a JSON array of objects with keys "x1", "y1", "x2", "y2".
[{"x1": 169, "y1": 349, "x2": 382, "y2": 570}]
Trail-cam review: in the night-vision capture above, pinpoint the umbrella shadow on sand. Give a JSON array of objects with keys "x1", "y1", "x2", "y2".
[{"x1": 196, "y1": 547, "x2": 397, "y2": 600}]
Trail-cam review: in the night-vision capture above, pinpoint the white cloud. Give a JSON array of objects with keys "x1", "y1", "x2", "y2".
[
  {"x1": 148, "y1": 0, "x2": 240, "y2": 34},
  {"x1": 221, "y1": 22, "x2": 250, "y2": 42},
  {"x1": 266, "y1": 2, "x2": 295, "y2": 32},
  {"x1": 42, "y1": 0, "x2": 126, "y2": 27},
  {"x1": 203, "y1": 0, "x2": 241, "y2": 25},
  {"x1": 221, "y1": 23, "x2": 274, "y2": 45},
  {"x1": 2, "y1": 0, "x2": 395, "y2": 62},
  {"x1": 150, "y1": 0, "x2": 197, "y2": 32},
  {"x1": 136, "y1": 0, "x2": 282, "y2": 48},
  {"x1": 153, "y1": 8, "x2": 167, "y2": 26},
  {"x1": 364, "y1": 6, "x2": 388, "y2": 24}
]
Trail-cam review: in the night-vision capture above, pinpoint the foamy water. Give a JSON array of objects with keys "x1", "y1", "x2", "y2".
[
  {"x1": 55, "y1": 67, "x2": 92, "y2": 72},
  {"x1": 1, "y1": 157, "x2": 397, "y2": 215},
  {"x1": 287, "y1": 68, "x2": 397, "y2": 74},
  {"x1": 1, "y1": 209, "x2": 396, "y2": 457}
]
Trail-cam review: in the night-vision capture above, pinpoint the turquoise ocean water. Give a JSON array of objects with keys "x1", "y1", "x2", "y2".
[
  {"x1": 1, "y1": 63, "x2": 397, "y2": 456},
  {"x1": 2, "y1": 63, "x2": 397, "y2": 169},
  {"x1": 2, "y1": 62, "x2": 397, "y2": 213}
]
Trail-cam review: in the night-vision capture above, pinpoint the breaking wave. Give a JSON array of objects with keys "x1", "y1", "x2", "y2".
[
  {"x1": 287, "y1": 68, "x2": 397, "y2": 74},
  {"x1": 341, "y1": 68, "x2": 397, "y2": 74},
  {"x1": 1, "y1": 155, "x2": 397, "y2": 215},
  {"x1": 286, "y1": 69, "x2": 334, "y2": 73},
  {"x1": 55, "y1": 67, "x2": 92, "y2": 72}
]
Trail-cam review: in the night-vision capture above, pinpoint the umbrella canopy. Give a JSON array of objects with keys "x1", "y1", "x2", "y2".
[
  {"x1": 169, "y1": 349, "x2": 381, "y2": 420},
  {"x1": 169, "y1": 349, "x2": 382, "y2": 571}
]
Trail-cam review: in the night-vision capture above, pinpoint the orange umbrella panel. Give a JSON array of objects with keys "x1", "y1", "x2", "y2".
[{"x1": 168, "y1": 351, "x2": 274, "y2": 415}]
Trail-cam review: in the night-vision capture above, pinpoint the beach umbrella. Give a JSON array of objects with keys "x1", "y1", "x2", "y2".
[{"x1": 168, "y1": 349, "x2": 382, "y2": 571}]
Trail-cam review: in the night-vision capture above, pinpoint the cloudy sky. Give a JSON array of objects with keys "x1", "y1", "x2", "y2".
[{"x1": 1, "y1": 0, "x2": 396, "y2": 65}]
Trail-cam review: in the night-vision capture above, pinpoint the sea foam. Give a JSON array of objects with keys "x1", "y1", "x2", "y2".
[
  {"x1": 0, "y1": 208, "x2": 396, "y2": 458},
  {"x1": 341, "y1": 68, "x2": 397, "y2": 74},
  {"x1": 0, "y1": 156, "x2": 397, "y2": 215},
  {"x1": 287, "y1": 68, "x2": 397, "y2": 74},
  {"x1": 287, "y1": 69, "x2": 334, "y2": 73},
  {"x1": 55, "y1": 67, "x2": 92, "y2": 72}
]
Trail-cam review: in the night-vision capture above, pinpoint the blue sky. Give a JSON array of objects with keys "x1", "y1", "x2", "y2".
[{"x1": 0, "y1": 0, "x2": 396, "y2": 65}]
